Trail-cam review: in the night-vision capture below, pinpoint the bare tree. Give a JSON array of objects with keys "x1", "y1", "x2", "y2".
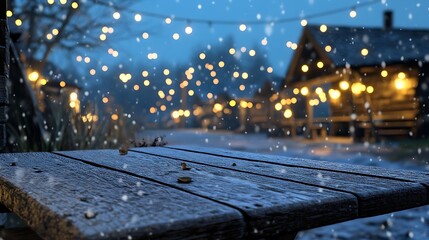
[{"x1": 9, "y1": 0, "x2": 135, "y2": 69}]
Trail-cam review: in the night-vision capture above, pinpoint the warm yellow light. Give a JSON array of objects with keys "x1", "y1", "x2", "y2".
[
  {"x1": 199, "y1": 53, "x2": 206, "y2": 60},
  {"x1": 247, "y1": 102, "x2": 253, "y2": 108},
  {"x1": 111, "y1": 114, "x2": 118, "y2": 121},
  {"x1": 102, "y1": 97, "x2": 109, "y2": 103},
  {"x1": 275, "y1": 103, "x2": 282, "y2": 111},
  {"x1": 40, "y1": 79, "x2": 47, "y2": 85},
  {"x1": 229, "y1": 100, "x2": 237, "y2": 107},
  {"x1": 184, "y1": 110, "x2": 191, "y2": 117},
  {"x1": 169, "y1": 89, "x2": 175, "y2": 95},
  {"x1": 293, "y1": 88, "x2": 300, "y2": 95},
  {"x1": 240, "y1": 101, "x2": 247, "y2": 108},
  {"x1": 46, "y1": 34, "x2": 53, "y2": 40},
  {"x1": 149, "y1": 107, "x2": 157, "y2": 114},
  {"x1": 6, "y1": 10, "x2": 13, "y2": 17},
  {"x1": 300, "y1": 19, "x2": 308, "y2": 26},
  {"x1": 52, "y1": 29, "x2": 59, "y2": 35},
  {"x1": 291, "y1": 98, "x2": 297, "y2": 104},
  {"x1": 28, "y1": 71, "x2": 39, "y2": 82},
  {"x1": 113, "y1": 12, "x2": 121, "y2": 20},
  {"x1": 188, "y1": 90, "x2": 194, "y2": 96},
  {"x1": 284, "y1": 109, "x2": 293, "y2": 118},
  {"x1": 361, "y1": 48, "x2": 369, "y2": 56},
  {"x1": 317, "y1": 61, "x2": 324, "y2": 68},
  {"x1": 142, "y1": 70, "x2": 149, "y2": 77},
  {"x1": 89, "y1": 69, "x2": 96, "y2": 75},
  {"x1": 320, "y1": 24, "x2": 328, "y2": 32},
  {"x1": 242, "y1": 72, "x2": 249, "y2": 79},
  {"x1": 185, "y1": 26, "x2": 193, "y2": 34},
  {"x1": 172, "y1": 33, "x2": 180, "y2": 40},
  {"x1": 261, "y1": 38, "x2": 268, "y2": 46},
  {"x1": 349, "y1": 10, "x2": 357, "y2": 18},
  {"x1": 213, "y1": 78, "x2": 219, "y2": 85},
  {"x1": 165, "y1": 18, "x2": 172, "y2": 24},
  {"x1": 395, "y1": 78, "x2": 406, "y2": 90},
  {"x1": 381, "y1": 70, "x2": 388, "y2": 77},
  {"x1": 300, "y1": 87, "x2": 309, "y2": 96},
  {"x1": 213, "y1": 103, "x2": 223, "y2": 113},
  {"x1": 366, "y1": 86, "x2": 374, "y2": 93},
  {"x1": 60, "y1": 81, "x2": 66, "y2": 88},
  {"x1": 325, "y1": 45, "x2": 332, "y2": 52},
  {"x1": 315, "y1": 87, "x2": 323, "y2": 95},
  {"x1": 70, "y1": 92, "x2": 78, "y2": 101},
  {"x1": 99, "y1": 34, "x2": 106, "y2": 41},
  {"x1": 229, "y1": 48, "x2": 236, "y2": 55},
  {"x1": 142, "y1": 32, "x2": 149, "y2": 39},
  {"x1": 47, "y1": 0, "x2": 54, "y2": 4},
  {"x1": 133, "y1": 84, "x2": 140, "y2": 91},
  {"x1": 60, "y1": 0, "x2": 67, "y2": 4},
  {"x1": 163, "y1": 69, "x2": 170, "y2": 76},
  {"x1": 351, "y1": 82, "x2": 364, "y2": 95},
  {"x1": 239, "y1": 85, "x2": 245, "y2": 91},
  {"x1": 398, "y1": 72, "x2": 406, "y2": 79},
  {"x1": 267, "y1": 67, "x2": 273, "y2": 73},
  {"x1": 301, "y1": 64, "x2": 309, "y2": 73},
  {"x1": 329, "y1": 89, "x2": 341, "y2": 100},
  {"x1": 143, "y1": 80, "x2": 150, "y2": 86},
  {"x1": 69, "y1": 102, "x2": 76, "y2": 108},
  {"x1": 71, "y1": 2, "x2": 79, "y2": 9},
  {"x1": 249, "y1": 49, "x2": 256, "y2": 56},
  {"x1": 239, "y1": 24, "x2": 247, "y2": 31},
  {"x1": 102, "y1": 65, "x2": 108, "y2": 72},
  {"x1": 210, "y1": 71, "x2": 217, "y2": 77},
  {"x1": 134, "y1": 14, "x2": 142, "y2": 22},
  {"x1": 160, "y1": 105, "x2": 167, "y2": 112},
  {"x1": 339, "y1": 80, "x2": 350, "y2": 90},
  {"x1": 218, "y1": 61, "x2": 225, "y2": 68},
  {"x1": 207, "y1": 93, "x2": 213, "y2": 99},
  {"x1": 15, "y1": 19, "x2": 22, "y2": 26},
  {"x1": 165, "y1": 78, "x2": 172, "y2": 85},
  {"x1": 158, "y1": 90, "x2": 165, "y2": 99},
  {"x1": 233, "y1": 71, "x2": 239, "y2": 78},
  {"x1": 171, "y1": 111, "x2": 180, "y2": 119}
]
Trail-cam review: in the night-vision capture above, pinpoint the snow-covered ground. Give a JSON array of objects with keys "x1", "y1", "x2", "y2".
[{"x1": 139, "y1": 129, "x2": 429, "y2": 240}]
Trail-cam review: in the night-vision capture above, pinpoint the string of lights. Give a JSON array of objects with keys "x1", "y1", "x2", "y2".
[{"x1": 126, "y1": 0, "x2": 380, "y2": 25}]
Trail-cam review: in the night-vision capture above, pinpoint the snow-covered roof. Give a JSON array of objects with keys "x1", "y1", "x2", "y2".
[{"x1": 307, "y1": 24, "x2": 429, "y2": 67}]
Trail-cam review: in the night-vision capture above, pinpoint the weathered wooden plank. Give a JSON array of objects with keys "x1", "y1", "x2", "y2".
[
  {"x1": 57, "y1": 150, "x2": 357, "y2": 238},
  {"x1": 168, "y1": 145, "x2": 429, "y2": 186},
  {"x1": 0, "y1": 152, "x2": 244, "y2": 240},
  {"x1": 134, "y1": 147, "x2": 427, "y2": 217}
]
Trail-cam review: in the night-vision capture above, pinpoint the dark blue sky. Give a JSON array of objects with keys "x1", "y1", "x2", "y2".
[{"x1": 68, "y1": 0, "x2": 429, "y2": 79}]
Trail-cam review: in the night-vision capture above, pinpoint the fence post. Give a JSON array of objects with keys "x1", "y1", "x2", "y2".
[{"x1": 0, "y1": 1, "x2": 9, "y2": 149}]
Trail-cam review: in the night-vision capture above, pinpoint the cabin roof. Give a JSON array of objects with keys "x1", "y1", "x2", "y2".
[{"x1": 307, "y1": 25, "x2": 429, "y2": 67}]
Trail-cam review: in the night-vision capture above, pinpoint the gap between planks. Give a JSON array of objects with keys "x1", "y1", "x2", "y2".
[
  {"x1": 52, "y1": 151, "x2": 253, "y2": 233},
  {"x1": 166, "y1": 146, "x2": 429, "y2": 187},
  {"x1": 128, "y1": 149, "x2": 364, "y2": 200}
]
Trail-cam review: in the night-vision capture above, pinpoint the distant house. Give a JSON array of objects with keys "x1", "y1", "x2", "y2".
[{"x1": 280, "y1": 11, "x2": 429, "y2": 141}]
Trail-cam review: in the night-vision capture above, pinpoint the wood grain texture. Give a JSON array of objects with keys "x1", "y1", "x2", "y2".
[
  {"x1": 169, "y1": 145, "x2": 429, "y2": 186},
  {"x1": 0, "y1": 152, "x2": 244, "y2": 240},
  {"x1": 134, "y1": 147, "x2": 428, "y2": 217},
  {"x1": 57, "y1": 149, "x2": 357, "y2": 238}
]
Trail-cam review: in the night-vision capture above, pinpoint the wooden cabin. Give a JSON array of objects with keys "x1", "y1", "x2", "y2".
[{"x1": 280, "y1": 11, "x2": 429, "y2": 141}]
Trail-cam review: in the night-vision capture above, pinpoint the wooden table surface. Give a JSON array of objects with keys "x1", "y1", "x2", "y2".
[{"x1": 0, "y1": 145, "x2": 428, "y2": 239}]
